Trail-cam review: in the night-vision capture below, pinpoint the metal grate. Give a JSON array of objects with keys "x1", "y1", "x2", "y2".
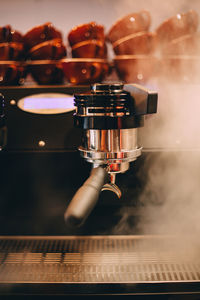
[{"x1": 0, "y1": 235, "x2": 200, "y2": 283}]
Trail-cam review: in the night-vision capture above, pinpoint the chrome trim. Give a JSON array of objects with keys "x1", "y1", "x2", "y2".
[
  {"x1": 77, "y1": 107, "x2": 129, "y2": 117},
  {"x1": 83, "y1": 129, "x2": 138, "y2": 152},
  {"x1": 79, "y1": 146, "x2": 142, "y2": 164}
]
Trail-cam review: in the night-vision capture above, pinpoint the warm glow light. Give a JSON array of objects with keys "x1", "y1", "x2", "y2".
[
  {"x1": 18, "y1": 93, "x2": 75, "y2": 114},
  {"x1": 23, "y1": 97, "x2": 74, "y2": 110}
]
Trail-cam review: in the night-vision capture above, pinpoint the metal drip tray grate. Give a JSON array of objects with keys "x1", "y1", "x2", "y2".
[{"x1": 0, "y1": 235, "x2": 200, "y2": 296}]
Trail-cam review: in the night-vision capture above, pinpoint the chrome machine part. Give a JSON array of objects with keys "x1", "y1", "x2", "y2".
[
  {"x1": 82, "y1": 128, "x2": 138, "y2": 152},
  {"x1": 64, "y1": 83, "x2": 158, "y2": 227},
  {"x1": 101, "y1": 172, "x2": 122, "y2": 199},
  {"x1": 79, "y1": 128, "x2": 142, "y2": 173},
  {"x1": 101, "y1": 182, "x2": 122, "y2": 198}
]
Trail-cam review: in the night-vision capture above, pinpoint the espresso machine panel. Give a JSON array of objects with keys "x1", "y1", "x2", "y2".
[{"x1": 0, "y1": 85, "x2": 90, "y2": 151}]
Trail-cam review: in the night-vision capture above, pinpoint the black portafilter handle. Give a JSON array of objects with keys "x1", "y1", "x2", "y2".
[{"x1": 64, "y1": 167, "x2": 109, "y2": 227}]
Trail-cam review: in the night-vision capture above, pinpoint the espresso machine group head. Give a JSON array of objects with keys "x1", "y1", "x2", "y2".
[{"x1": 64, "y1": 83, "x2": 157, "y2": 227}]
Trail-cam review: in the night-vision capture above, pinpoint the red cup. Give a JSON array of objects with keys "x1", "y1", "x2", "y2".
[
  {"x1": 114, "y1": 55, "x2": 158, "y2": 83},
  {"x1": 156, "y1": 10, "x2": 199, "y2": 46},
  {"x1": 61, "y1": 58, "x2": 109, "y2": 84},
  {"x1": 0, "y1": 61, "x2": 26, "y2": 85},
  {"x1": 113, "y1": 31, "x2": 157, "y2": 55},
  {"x1": 23, "y1": 22, "x2": 62, "y2": 50},
  {"x1": 29, "y1": 39, "x2": 67, "y2": 60},
  {"x1": 68, "y1": 22, "x2": 105, "y2": 47},
  {"x1": 107, "y1": 10, "x2": 151, "y2": 44},
  {"x1": 71, "y1": 39, "x2": 107, "y2": 58},
  {"x1": 27, "y1": 60, "x2": 64, "y2": 85},
  {"x1": 0, "y1": 42, "x2": 24, "y2": 60},
  {"x1": 0, "y1": 25, "x2": 23, "y2": 43}
]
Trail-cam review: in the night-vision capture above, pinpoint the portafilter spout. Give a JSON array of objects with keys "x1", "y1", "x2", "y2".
[{"x1": 64, "y1": 83, "x2": 157, "y2": 227}]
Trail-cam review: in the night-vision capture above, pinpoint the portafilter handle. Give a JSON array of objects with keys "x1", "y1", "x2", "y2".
[{"x1": 64, "y1": 167, "x2": 109, "y2": 227}]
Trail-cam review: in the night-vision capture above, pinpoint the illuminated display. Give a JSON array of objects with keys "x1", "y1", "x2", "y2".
[
  {"x1": 18, "y1": 93, "x2": 75, "y2": 114},
  {"x1": 23, "y1": 97, "x2": 75, "y2": 110}
]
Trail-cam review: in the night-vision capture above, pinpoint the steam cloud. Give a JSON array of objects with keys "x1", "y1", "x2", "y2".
[
  {"x1": 111, "y1": 0, "x2": 200, "y2": 259},
  {"x1": 110, "y1": 0, "x2": 200, "y2": 30}
]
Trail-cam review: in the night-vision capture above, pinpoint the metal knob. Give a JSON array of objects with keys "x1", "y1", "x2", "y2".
[{"x1": 91, "y1": 83, "x2": 124, "y2": 94}]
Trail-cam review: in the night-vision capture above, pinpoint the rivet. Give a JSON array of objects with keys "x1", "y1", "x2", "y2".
[
  {"x1": 10, "y1": 100, "x2": 16, "y2": 105},
  {"x1": 38, "y1": 140, "x2": 46, "y2": 147}
]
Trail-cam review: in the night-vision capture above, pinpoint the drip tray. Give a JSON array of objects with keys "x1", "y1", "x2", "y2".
[{"x1": 0, "y1": 235, "x2": 200, "y2": 296}]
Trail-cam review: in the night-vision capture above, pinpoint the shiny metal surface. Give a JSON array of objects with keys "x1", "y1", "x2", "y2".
[
  {"x1": 101, "y1": 182, "x2": 122, "y2": 198},
  {"x1": 83, "y1": 128, "x2": 138, "y2": 152},
  {"x1": 91, "y1": 83, "x2": 124, "y2": 94},
  {"x1": 79, "y1": 106, "x2": 129, "y2": 116},
  {"x1": 80, "y1": 128, "x2": 142, "y2": 170},
  {"x1": 79, "y1": 146, "x2": 142, "y2": 165}
]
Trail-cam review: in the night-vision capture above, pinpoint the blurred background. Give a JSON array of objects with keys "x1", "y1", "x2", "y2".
[{"x1": 1, "y1": 0, "x2": 200, "y2": 49}]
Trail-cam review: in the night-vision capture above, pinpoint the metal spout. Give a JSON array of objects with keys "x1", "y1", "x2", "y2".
[
  {"x1": 101, "y1": 172, "x2": 122, "y2": 198},
  {"x1": 101, "y1": 182, "x2": 122, "y2": 198}
]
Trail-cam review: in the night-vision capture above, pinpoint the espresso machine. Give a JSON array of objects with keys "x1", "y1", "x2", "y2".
[{"x1": 1, "y1": 83, "x2": 200, "y2": 299}]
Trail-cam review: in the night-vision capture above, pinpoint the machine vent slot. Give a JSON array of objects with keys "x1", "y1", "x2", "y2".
[{"x1": 0, "y1": 236, "x2": 200, "y2": 284}]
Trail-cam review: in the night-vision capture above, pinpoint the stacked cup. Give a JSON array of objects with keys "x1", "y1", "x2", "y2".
[
  {"x1": 24, "y1": 22, "x2": 67, "y2": 84},
  {"x1": 61, "y1": 22, "x2": 109, "y2": 84},
  {"x1": 68, "y1": 22, "x2": 107, "y2": 59},
  {"x1": 155, "y1": 10, "x2": 200, "y2": 82},
  {"x1": 107, "y1": 11, "x2": 158, "y2": 83},
  {"x1": 0, "y1": 25, "x2": 25, "y2": 85}
]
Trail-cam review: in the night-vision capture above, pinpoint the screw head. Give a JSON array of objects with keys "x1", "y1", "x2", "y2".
[
  {"x1": 38, "y1": 140, "x2": 46, "y2": 147},
  {"x1": 10, "y1": 100, "x2": 16, "y2": 105}
]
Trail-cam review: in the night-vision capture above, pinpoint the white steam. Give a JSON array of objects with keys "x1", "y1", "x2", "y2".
[
  {"x1": 109, "y1": 0, "x2": 200, "y2": 31},
  {"x1": 110, "y1": 0, "x2": 200, "y2": 259}
]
